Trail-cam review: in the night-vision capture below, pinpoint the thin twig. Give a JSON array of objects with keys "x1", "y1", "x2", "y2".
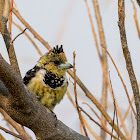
[
  {"x1": 80, "y1": 123, "x2": 83, "y2": 135},
  {"x1": 91, "y1": 0, "x2": 108, "y2": 138},
  {"x1": 82, "y1": 102, "x2": 111, "y2": 133},
  {"x1": 69, "y1": 77, "x2": 74, "y2": 85},
  {"x1": 66, "y1": 91, "x2": 100, "y2": 140},
  {"x1": 8, "y1": 0, "x2": 13, "y2": 37},
  {"x1": 12, "y1": 21, "x2": 43, "y2": 56},
  {"x1": 96, "y1": 47, "x2": 131, "y2": 139},
  {"x1": 122, "y1": 96, "x2": 134, "y2": 122},
  {"x1": 109, "y1": 73, "x2": 120, "y2": 139},
  {"x1": 104, "y1": 47, "x2": 136, "y2": 117},
  {"x1": 73, "y1": 51, "x2": 88, "y2": 137},
  {"x1": 130, "y1": 0, "x2": 140, "y2": 38},
  {"x1": 0, "y1": 126, "x2": 24, "y2": 140},
  {"x1": 116, "y1": 105, "x2": 119, "y2": 139},
  {"x1": 83, "y1": 118, "x2": 100, "y2": 140},
  {"x1": 111, "y1": 102, "x2": 116, "y2": 140},
  {"x1": 117, "y1": 97, "x2": 134, "y2": 137},
  {"x1": 113, "y1": 95, "x2": 129, "y2": 139},
  {"x1": 108, "y1": 73, "x2": 119, "y2": 140},
  {"x1": 12, "y1": 8, "x2": 51, "y2": 51},
  {"x1": 11, "y1": 28, "x2": 27, "y2": 44},
  {"x1": 0, "y1": 109, "x2": 31, "y2": 140},
  {"x1": 84, "y1": 0, "x2": 102, "y2": 61},
  {"x1": 79, "y1": 106, "x2": 118, "y2": 140},
  {"x1": 6, "y1": 122, "x2": 18, "y2": 140},
  {"x1": 13, "y1": 1, "x2": 18, "y2": 10},
  {"x1": 130, "y1": 110, "x2": 134, "y2": 140}
]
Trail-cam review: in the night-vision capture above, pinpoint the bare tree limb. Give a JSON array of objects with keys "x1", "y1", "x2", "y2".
[
  {"x1": 73, "y1": 52, "x2": 88, "y2": 137},
  {"x1": 0, "y1": 0, "x2": 21, "y2": 75},
  {"x1": 118, "y1": 0, "x2": 140, "y2": 139},
  {"x1": 0, "y1": 54, "x2": 88, "y2": 140}
]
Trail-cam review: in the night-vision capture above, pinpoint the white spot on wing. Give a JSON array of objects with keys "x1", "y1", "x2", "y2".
[{"x1": 31, "y1": 68, "x2": 35, "y2": 71}]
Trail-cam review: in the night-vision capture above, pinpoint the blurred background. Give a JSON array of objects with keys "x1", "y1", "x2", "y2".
[{"x1": 0, "y1": 0, "x2": 140, "y2": 139}]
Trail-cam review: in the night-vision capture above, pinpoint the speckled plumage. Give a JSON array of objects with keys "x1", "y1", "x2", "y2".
[{"x1": 23, "y1": 45, "x2": 72, "y2": 110}]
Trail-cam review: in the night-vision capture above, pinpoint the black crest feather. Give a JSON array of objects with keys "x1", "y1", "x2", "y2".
[{"x1": 52, "y1": 45, "x2": 63, "y2": 54}]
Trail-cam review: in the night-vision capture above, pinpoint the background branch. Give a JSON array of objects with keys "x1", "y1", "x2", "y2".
[
  {"x1": 8, "y1": 0, "x2": 13, "y2": 37},
  {"x1": 0, "y1": 109, "x2": 31, "y2": 140},
  {"x1": 0, "y1": 133, "x2": 5, "y2": 140},
  {"x1": 91, "y1": 0, "x2": 108, "y2": 138},
  {"x1": 0, "y1": 125, "x2": 23, "y2": 140}
]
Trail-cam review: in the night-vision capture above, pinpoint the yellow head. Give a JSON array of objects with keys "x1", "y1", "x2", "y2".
[{"x1": 37, "y1": 45, "x2": 73, "y2": 77}]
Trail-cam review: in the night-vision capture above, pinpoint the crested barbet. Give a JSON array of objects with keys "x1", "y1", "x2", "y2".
[{"x1": 23, "y1": 45, "x2": 73, "y2": 110}]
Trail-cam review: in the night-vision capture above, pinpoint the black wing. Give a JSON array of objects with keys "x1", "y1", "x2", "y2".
[
  {"x1": 23, "y1": 65, "x2": 40, "y2": 85},
  {"x1": 43, "y1": 71, "x2": 65, "y2": 89}
]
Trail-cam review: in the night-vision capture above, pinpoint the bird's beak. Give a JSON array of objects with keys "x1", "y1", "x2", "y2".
[{"x1": 58, "y1": 62, "x2": 73, "y2": 69}]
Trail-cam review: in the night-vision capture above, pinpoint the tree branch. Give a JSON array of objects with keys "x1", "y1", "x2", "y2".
[
  {"x1": 0, "y1": 125, "x2": 23, "y2": 140},
  {"x1": 0, "y1": 54, "x2": 88, "y2": 140},
  {"x1": 118, "y1": 0, "x2": 140, "y2": 139},
  {"x1": 0, "y1": 0, "x2": 21, "y2": 75}
]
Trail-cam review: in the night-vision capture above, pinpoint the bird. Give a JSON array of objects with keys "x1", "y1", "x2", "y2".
[{"x1": 23, "y1": 45, "x2": 73, "y2": 110}]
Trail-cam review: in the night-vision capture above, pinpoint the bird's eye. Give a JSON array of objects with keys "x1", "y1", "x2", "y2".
[{"x1": 54, "y1": 61, "x2": 60, "y2": 65}]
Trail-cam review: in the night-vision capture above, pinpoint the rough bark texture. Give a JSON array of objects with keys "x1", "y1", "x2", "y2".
[
  {"x1": 0, "y1": 0, "x2": 21, "y2": 75},
  {"x1": 118, "y1": 0, "x2": 140, "y2": 139},
  {"x1": 0, "y1": 54, "x2": 88, "y2": 140}
]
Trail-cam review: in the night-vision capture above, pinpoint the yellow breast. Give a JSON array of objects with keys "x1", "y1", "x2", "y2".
[{"x1": 27, "y1": 76, "x2": 68, "y2": 110}]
